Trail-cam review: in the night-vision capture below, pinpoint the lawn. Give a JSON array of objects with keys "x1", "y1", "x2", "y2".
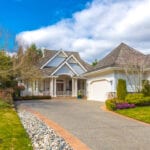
[
  {"x1": 116, "y1": 106, "x2": 150, "y2": 124},
  {"x1": 0, "y1": 99, "x2": 32, "y2": 150}
]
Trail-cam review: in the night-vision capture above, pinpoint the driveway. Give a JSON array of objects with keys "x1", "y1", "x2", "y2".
[{"x1": 16, "y1": 100, "x2": 150, "y2": 150}]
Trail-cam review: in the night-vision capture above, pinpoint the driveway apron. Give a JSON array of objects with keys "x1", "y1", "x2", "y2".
[{"x1": 16, "y1": 100, "x2": 150, "y2": 150}]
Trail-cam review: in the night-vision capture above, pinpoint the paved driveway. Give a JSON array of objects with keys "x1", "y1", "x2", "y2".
[{"x1": 16, "y1": 100, "x2": 150, "y2": 150}]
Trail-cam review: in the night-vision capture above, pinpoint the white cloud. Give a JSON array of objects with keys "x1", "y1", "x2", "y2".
[{"x1": 16, "y1": 0, "x2": 150, "y2": 62}]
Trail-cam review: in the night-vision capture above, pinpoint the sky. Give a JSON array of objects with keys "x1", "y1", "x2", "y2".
[{"x1": 0, "y1": 0, "x2": 150, "y2": 62}]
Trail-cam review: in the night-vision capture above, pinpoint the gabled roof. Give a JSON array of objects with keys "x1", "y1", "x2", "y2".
[
  {"x1": 38, "y1": 49, "x2": 91, "y2": 76},
  {"x1": 91, "y1": 43, "x2": 146, "y2": 72}
]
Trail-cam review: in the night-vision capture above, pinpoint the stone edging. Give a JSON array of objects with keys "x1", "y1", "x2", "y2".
[
  {"x1": 22, "y1": 106, "x2": 91, "y2": 150},
  {"x1": 101, "y1": 105, "x2": 150, "y2": 126}
]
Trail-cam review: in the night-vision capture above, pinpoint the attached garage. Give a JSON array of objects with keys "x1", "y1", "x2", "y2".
[{"x1": 89, "y1": 80, "x2": 111, "y2": 102}]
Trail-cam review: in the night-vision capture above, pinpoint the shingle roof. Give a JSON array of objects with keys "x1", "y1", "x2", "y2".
[
  {"x1": 144, "y1": 54, "x2": 150, "y2": 69},
  {"x1": 38, "y1": 49, "x2": 92, "y2": 76},
  {"x1": 90, "y1": 43, "x2": 147, "y2": 72}
]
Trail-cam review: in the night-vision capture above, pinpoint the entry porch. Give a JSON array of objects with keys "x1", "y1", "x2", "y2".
[{"x1": 22, "y1": 75, "x2": 86, "y2": 97}]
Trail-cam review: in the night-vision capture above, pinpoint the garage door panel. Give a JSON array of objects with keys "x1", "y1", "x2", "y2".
[{"x1": 90, "y1": 80, "x2": 110, "y2": 101}]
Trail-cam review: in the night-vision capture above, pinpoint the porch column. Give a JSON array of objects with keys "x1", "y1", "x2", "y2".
[
  {"x1": 72, "y1": 78, "x2": 77, "y2": 97},
  {"x1": 84, "y1": 80, "x2": 86, "y2": 96},
  {"x1": 74, "y1": 78, "x2": 77, "y2": 97},
  {"x1": 72, "y1": 78, "x2": 74, "y2": 96},
  {"x1": 49, "y1": 78, "x2": 53, "y2": 97},
  {"x1": 35, "y1": 80, "x2": 39, "y2": 95},
  {"x1": 53, "y1": 77, "x2": 57, "y2": 97}
]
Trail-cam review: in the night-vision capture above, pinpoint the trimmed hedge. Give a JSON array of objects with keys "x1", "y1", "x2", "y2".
[
  {"x1": 14, "y1": 95, "x2": 51, "y2": 100},
  {"x1": 105, "y1": 99, "x2": 117, "y2": 110},
  {"x1": 125, "y1": 93, "x2": 150, "y2": 106}
]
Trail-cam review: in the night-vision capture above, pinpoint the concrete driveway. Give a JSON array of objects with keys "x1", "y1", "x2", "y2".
[{"x1": 16, "y1": 100, "x2": 150, "y2": 150}]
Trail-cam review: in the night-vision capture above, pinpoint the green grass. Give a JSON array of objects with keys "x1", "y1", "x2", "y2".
[
  {"x1": 0, "y1": 99, "x2": 32, "y2": 150},
  {"x1": 116, "y1": 106, "x2": 150, "y2": 124}
]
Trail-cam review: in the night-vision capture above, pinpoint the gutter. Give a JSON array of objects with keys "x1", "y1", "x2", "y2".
[{"x1": 83, "y1": 67, "x2": 122, "y2": 77}]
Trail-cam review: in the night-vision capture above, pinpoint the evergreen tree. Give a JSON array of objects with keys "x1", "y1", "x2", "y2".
[{"x1": 117, "y1": 79, "x2": 127, "y2": 100}]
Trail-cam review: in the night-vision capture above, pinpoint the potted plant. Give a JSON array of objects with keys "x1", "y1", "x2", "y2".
[{"x1": 77, "y1": 90, "x2": 82, "y2": 99}]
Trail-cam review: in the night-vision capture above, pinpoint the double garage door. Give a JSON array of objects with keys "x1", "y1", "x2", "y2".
[{"x1": 90, "y1": 80, "x2": 110, "y2": 102}]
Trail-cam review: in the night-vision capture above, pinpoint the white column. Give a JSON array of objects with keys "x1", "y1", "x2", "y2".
[
  {"x1": 36, "y1": 80, "x2": 39, "y2": 95},
  {"x1": 84, "y1": 80, "x2": 86, "y2": 96},
  {"x1": 53, "y1": 78, "x2": 57, "y2": 97},
  {"x1": 72, "y1": 78, "x2": 74, "y2": 97},
  {"x1": 74, "y1": 78, "x2": 78, "y2": 97},
  {"x1": 50, "y1": 78, "x2": 53, "y2": 97}
]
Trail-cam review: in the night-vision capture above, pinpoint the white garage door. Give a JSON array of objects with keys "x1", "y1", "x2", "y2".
[{"x1": 90, "y1": 80, "x2": 110, "y2": 101}]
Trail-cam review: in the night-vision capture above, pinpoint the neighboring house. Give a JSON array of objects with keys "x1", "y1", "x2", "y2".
[
  {"x1": 84, "y1": 43, "x2": 150, "y2": 101},
  {"x1": 21, "y1": 50, "x2": 91, "y2": 97},
  {"x1": 21, "y1": 43, "x2": 150, "y2": 101}
]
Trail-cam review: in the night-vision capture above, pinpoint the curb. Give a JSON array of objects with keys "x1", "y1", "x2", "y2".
[
  {"x1": 22, "y1": 106, "x2": 91, "y2": 150},
  {"x1": 101, "y1": 105, "x2": 150, "y2": 126}
]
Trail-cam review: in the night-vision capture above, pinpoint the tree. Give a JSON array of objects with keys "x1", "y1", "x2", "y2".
[
  {"x1": 13, "y1": 44, "x2": 43, "y2": 81},
  {"x1": 142, "y1": 80, "x2": 150, "y2": 96},
  {"x1": 0, "y1": 50, "x2": 15, "y2": 88},
  {"x1": 92, "y1": 59, "x2": 98, "y2": 66},
  {"x1": 117, "y1": 79, "x2": 127, "y2": 100}
]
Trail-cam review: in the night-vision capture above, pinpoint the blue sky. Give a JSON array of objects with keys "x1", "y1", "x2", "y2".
[
  {"x1": 0, "y1": 0, "x2": 150, "y2": 62},
  {"x1": 0, "y1": 0, "x2": 91, "y2": 51}
]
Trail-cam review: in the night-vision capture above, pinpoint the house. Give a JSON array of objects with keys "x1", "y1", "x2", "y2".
[
  {"x1": 21, "y1": 50, "x2": 92, "y2": 97},
  {"x1": 21, "y1": 43, "x2": 150, "y2": 101},
  {"x1": 84, "y1": 43, "x2": 150, "y2": 101}
]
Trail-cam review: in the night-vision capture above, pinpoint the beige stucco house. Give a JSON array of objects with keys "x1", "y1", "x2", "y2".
[{"x1": 21, "y1": 43, "x2": 150, "y2": 101}]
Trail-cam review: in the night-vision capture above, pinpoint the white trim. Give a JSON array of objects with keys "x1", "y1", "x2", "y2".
[
  {"x1": 66, "y1": 62, "x2": 79, "y2": 75},
  {"x1": 67, "y1": 55, "x2": 87, "y2": 72},
  {"x1": 84, "y1": 67, "x2": 122, "y2": 76},
  {"x1": 90, "y1": 79, "x2": 110, "y2": 84},
  {"x1": 51, "y1": 54, "x2": 84, "y2": 76},
  {"x1": 40, "y1": 50, "x2": 68, "y2": 69}
]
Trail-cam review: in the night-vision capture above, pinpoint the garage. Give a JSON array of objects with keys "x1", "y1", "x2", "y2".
[{"x1": 90, "y1": 80, "x2": 111, "y2": 101}]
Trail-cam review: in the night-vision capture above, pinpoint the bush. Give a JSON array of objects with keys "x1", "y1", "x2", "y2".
[
  {"x1": 105, "y1": 99, "x2": 117, "y2": 110},
  {"x1": 14, "y1": 95, "x2": 51, "y2": 100},
  {"x1": 117, "y1": 79, "x2": 127, "y2": 100},
  {"x1": 125, "y1": 93, "x2": 150, "y2": 106}
]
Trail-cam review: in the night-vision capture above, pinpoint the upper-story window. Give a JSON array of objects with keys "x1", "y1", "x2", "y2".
[
  {"x1": 67, "y1": 57, "x2": 85, "y2": 75},
  {"x1": 47, "y1": 52, "x2": 66, "y2": 67}
]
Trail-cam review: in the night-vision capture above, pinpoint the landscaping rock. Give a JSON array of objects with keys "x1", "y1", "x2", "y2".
[{"x1": 18, "y1": 109, "x2": 73, "y2": 150}]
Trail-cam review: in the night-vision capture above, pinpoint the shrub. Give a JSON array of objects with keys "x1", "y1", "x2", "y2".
[
  {"x1": 117, "y1": 79, "x2": 127, "y2": 100},
  {"x1": 14, "y1": 95, "x2": 51, "y2": 100},
  {"x1": 105, "y1": 99, "x2": 117, "y2": 110},
  {"x1": 142, "y1": 80, "x2": 150, "y2": 96},
  {"x1": 125, "y1": 93, "x2": 150, "y2": 106}
]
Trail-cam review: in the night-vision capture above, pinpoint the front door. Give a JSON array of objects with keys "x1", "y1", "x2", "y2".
[{"x1": 56, "y1": 81, "x2": 64, "y2": 95}]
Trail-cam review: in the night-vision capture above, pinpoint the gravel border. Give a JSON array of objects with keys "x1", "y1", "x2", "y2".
[{"x1": 18, "y1": 109, "x2": 73, "y2": 150}]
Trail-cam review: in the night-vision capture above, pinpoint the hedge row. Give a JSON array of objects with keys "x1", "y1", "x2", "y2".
[
  {"x1": 14, "y1": 95, "x2": 51, "y2": 100},
  {"x1": 125, "y1": 94, "x2": 150, "y2": 106}
]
